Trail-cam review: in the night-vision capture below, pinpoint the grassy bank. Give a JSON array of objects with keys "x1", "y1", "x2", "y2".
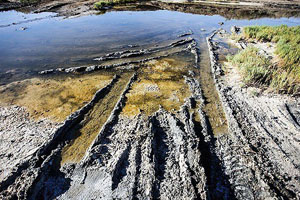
[
  {"x1": 228, "y1": 25, "x2": 300, "y2": 94},
  {"x1": 94, "y1": 0, "x2": 138, "y2": 10}
]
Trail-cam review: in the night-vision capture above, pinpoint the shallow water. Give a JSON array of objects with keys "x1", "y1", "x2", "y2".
[
  {"x1": 0, "y1": 9, "x2": 299, "y2": 78},
  {"x1": 0, "y1": 10, "x2": 56, "y2": 27}
]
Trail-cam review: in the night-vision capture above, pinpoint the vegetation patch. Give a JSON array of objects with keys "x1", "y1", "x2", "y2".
[
  {"x1": 94, "y1": 0, "x2": 138, "y2": 10},
  {"x1": 227, "y1": 46, "x2": 272, "y2": 85},
  {"x1": 122, "y1": 58, "x2": 191, "y2": 117},
  {"x1": 229, "y1": 25, "x2": 300, "y2": 94},
  {"x1": 0, "y1": 72, "x2": 114, "y2": 122}
]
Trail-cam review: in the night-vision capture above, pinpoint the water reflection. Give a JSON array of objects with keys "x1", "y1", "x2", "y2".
[{"x1": 0, "y1": 9, "x2": 299, "y2": 83}]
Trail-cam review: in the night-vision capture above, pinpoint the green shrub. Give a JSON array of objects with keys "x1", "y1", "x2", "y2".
[
  {"x1": 230, "y1": 25, "x2": 300, "y2": 94},
  {"x1": 94, "y1": 1, "x2": 113, "y2": 10},
  {"x1": 227, "y1": 46, "x2": 271, "y2": 85}
]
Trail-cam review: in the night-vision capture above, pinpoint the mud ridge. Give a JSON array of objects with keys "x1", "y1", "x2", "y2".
[
  {"x1": 0, "y1": 15, "x2": 58, "y2": 28},
  {"x1": 0, "y1": 75, "x2": 120, "y2": 199},
  {"x1": 185, "y1": 75, "x2": 235, "y2": 199},
  {"x1": 83, "y1": 73, "x2": 137, "y2": 162},
  {"x1": 26, "y1": 73, "x2": 137, "y2": 199},
  {"x1": 38, "y1": 38, "x2": 195, "y2": 75},
  {"x1": 55, "y1": 75, "x2": 221, "y2": 199},
  {"x1": 207, "y1": 30, "x2": 300, "y2": 199},
  {"x1": 150, "y1": 116, "x2": 169, "y2": 199},
  {"x1": 93, "y1": 37, "x2": 194, "y2": 62},
  {"x1": 177, "y1": 30, "x2": 193, "y2": 38}
]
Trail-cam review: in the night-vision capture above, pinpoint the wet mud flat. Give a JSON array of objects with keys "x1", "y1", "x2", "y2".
[
  {"x1": 1, "y1": 0, "x2": 300, "y2": 18},
  {"x1": 0, "y1": 30, "x2": 237, "y2": 199},
  {"x1": 0, "y1": 71, "x2": 115, "y2": 189},
  {"x1": 206, "y1": 30, "x2": 300, "y2": 199},
  {"x1": 0, "y1": 2, "x2": 300, "y2": 200},
  {"x1": 0, "y1": 24, "x2": 300, "y2": 200}
]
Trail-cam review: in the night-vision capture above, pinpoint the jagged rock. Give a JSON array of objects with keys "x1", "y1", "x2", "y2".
[
  {"x1": 85, "y1": 65, "x2": 96, "y2": 72},
  {"x1": 39, "y1": 69, "x2": 54, "y2": 74},
  {"x1": 170, "y1": 37, "x2": 194, "y2": 47}
]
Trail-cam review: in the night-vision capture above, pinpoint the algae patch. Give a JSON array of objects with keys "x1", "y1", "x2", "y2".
[
  {"x1": 198, "y1": 41, "x2": 228, "y2": 135},
  {"x1": 0, "y1": 72, "x2": 114, "y2": 122},
  {"x1": 122, "y1": 57, "x2": 192, "y2": 116},
  {"x1": 60, "y1": 72, "x2": 133, "y2": 165}
]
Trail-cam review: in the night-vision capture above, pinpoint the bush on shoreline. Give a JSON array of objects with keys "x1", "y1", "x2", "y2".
[
  {"x1": 228, "y1": 25, "x2": 300, "y2": 94},
  {"x1": 227, "y1": 46, "x2": 272, "y2": 85}
]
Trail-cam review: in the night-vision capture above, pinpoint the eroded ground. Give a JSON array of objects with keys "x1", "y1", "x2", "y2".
[
  {"x1": 0, "y1": 71, "x2": 114, "y2": 185},
  {"x1": 207, "y1": 30, "x2": 300, "y2": 199},
  {"x1": 0, "y1": 1, "x2": 300, "y2": 199},
  {"x1": 0, "y1": 30, "x2": 235, "y2": 199},
  {"x1": 61, "y1": 72, "x2": 133, "y2": 164}
]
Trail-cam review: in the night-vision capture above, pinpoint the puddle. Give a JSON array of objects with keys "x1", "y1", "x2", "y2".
[{"x1": 197, "y1": 39, "x2": 229, "y2": 135}]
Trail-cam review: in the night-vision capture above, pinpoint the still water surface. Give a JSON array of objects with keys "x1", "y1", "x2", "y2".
[{"x1": 0, "y1": 9, "x2": 299, "y2": 75}]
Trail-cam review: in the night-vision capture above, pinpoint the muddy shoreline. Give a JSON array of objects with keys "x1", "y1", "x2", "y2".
[
  {"x1": 0, "y1": 1, "x2": 300, "y2": 199},
  {"x1": 207, "y1": 29, "x2": 300, "y2": 199},
  {"x1": 0, "y1": 24, "x2": 299, "y2": 199},
  {"x1": 1, "y1": 0, "x2": 300, "y2": 18}
]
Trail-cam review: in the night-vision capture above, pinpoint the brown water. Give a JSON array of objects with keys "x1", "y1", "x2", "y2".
[
  {"x1": 122, "y1": 52, "x2": 194, "y2": 117},
  {"x1": 0, "y1": 71, "x2": 114, "y2": 122},
  {"x1": 197, "y1": 40, "x2": 228, "y2": 135}
]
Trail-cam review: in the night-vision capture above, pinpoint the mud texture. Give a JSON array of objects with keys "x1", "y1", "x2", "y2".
[
  {"x1": 0, "y1": 106, "x2": 60, "y2": 182},
  {"x1": 207, "y1": 30, "x2": 300, "y2": 199},
  {"x1": 0, "y1": 72, "x2": 114, "y2": 122},
  {"x1": 1, "y1": 0, "x2": 300, "y2": 18},
  {"x1": 0, "y1": 26, "x2": 299, "y2": 200}
]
